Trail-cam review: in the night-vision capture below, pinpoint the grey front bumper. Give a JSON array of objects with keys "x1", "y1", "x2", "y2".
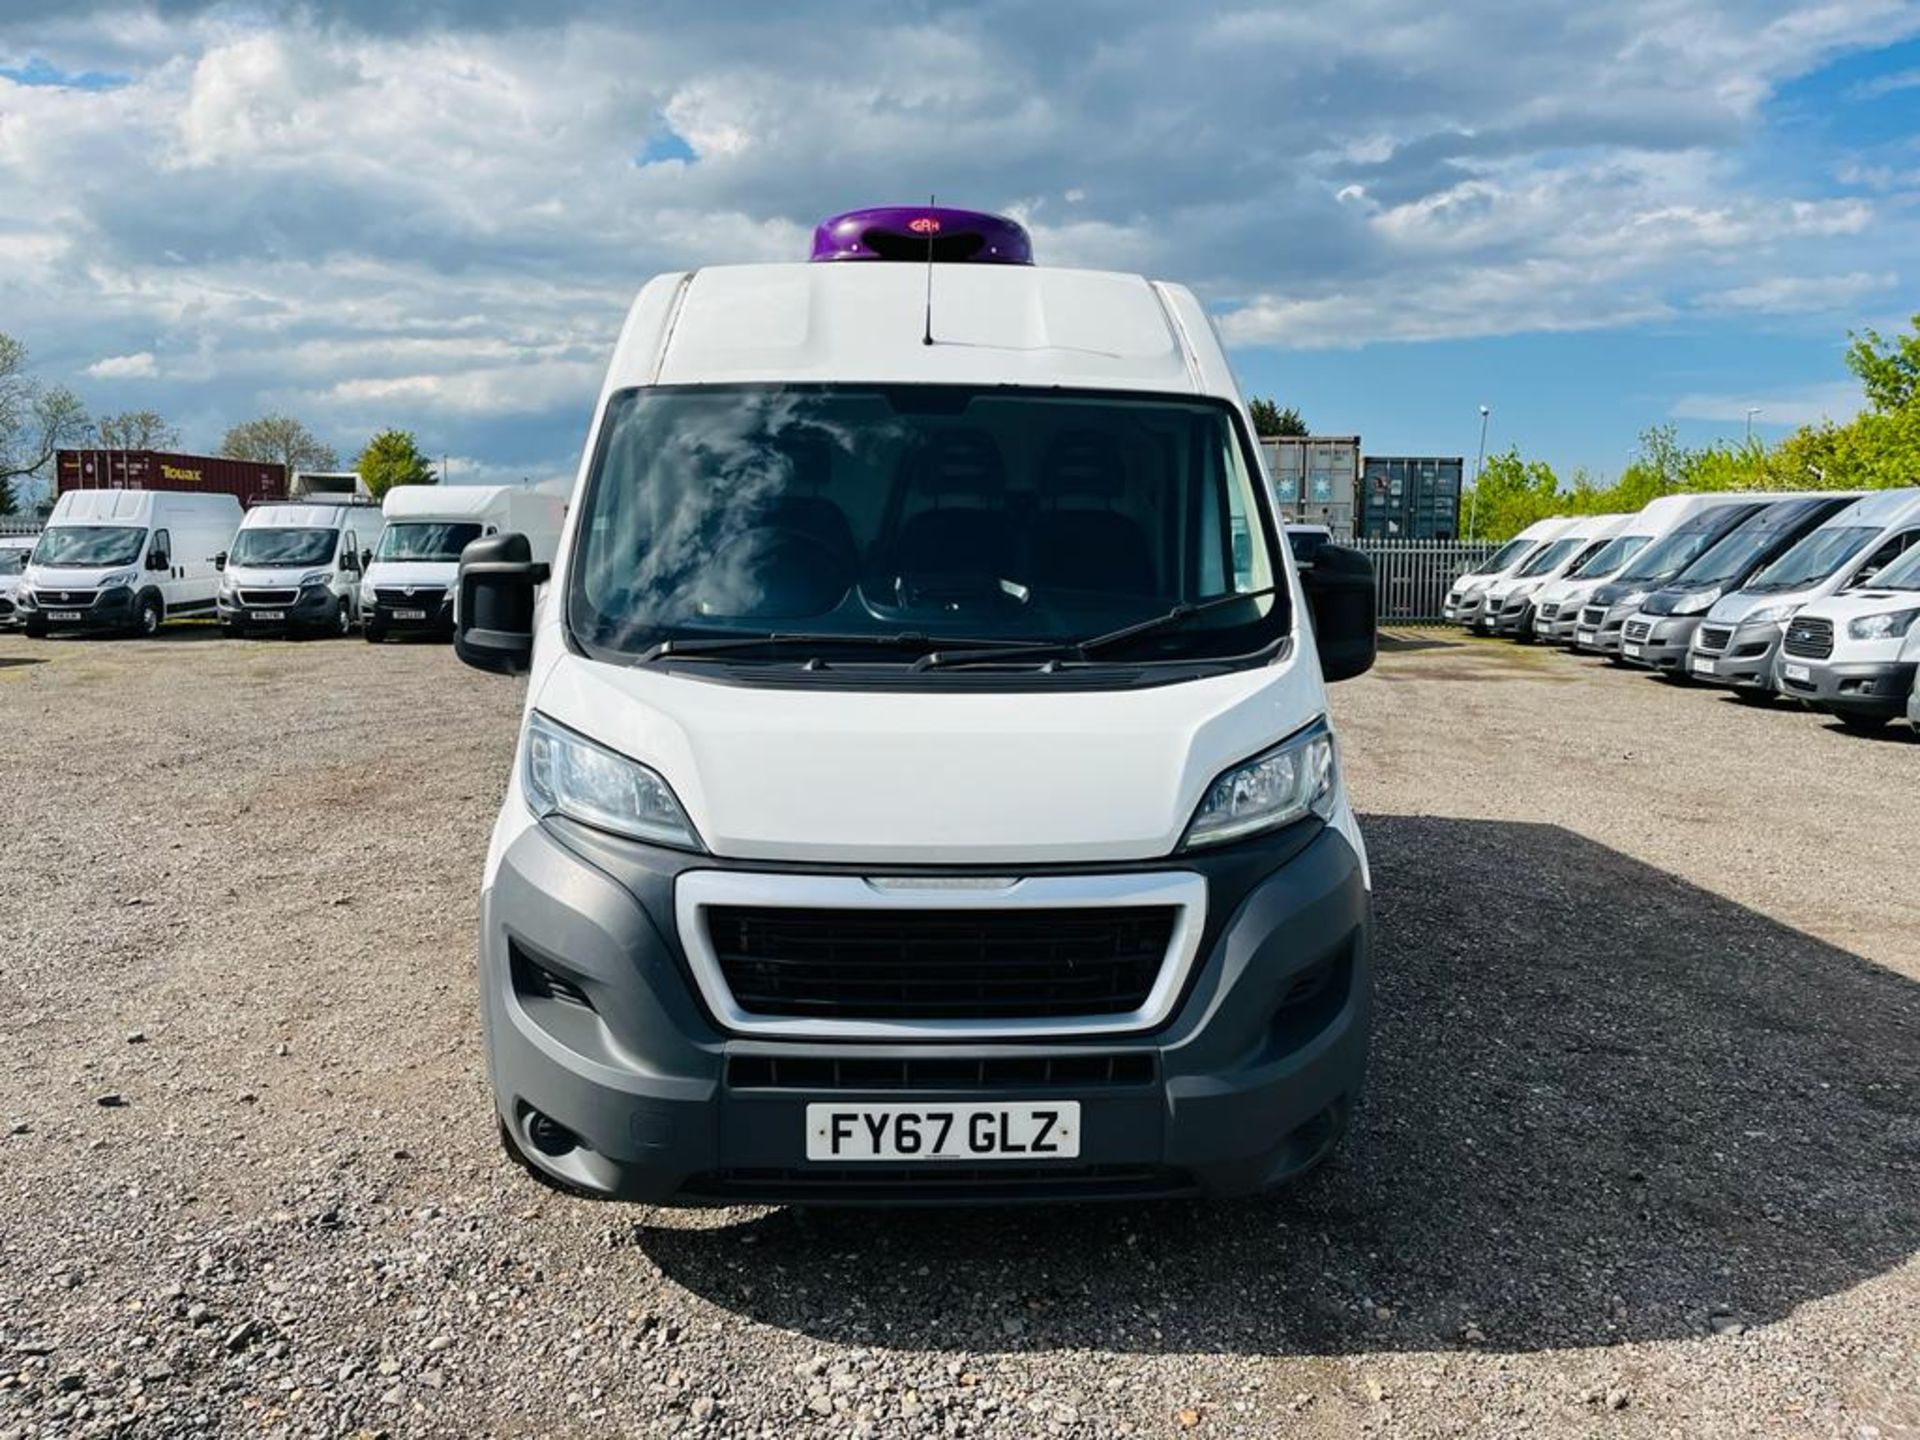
[
  {"x1": 1775, "y1": 658, "x2": 1918, "y2": 718},
  {"x1": 480, "y1": 819, "x2": 1372, "y2": 1206},
  {"x1": 1688, "y1": 621, "x2": 1782, "y2": 689},
  {"x1": 1620, "y1": 615, "x2": 1702, "y2": 672}
]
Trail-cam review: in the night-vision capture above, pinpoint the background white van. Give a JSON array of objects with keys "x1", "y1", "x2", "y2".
[
  {"x1": 21, "y1": 490, "x2": 241, "y2": 638},
  {"x1": 361, "y1": 484, "x2": 565, "y2": 642},
  {"x1": 216, "y1": 499, "x2": 382, "y2": 638}
]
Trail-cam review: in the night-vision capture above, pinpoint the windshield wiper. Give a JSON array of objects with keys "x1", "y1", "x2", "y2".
[
  {"x1": 638, "y1": 631, "x2": 948, "y2": 664},
  {"x1": 913, "y1": 585, "x2": 1284, "y2": 671}
]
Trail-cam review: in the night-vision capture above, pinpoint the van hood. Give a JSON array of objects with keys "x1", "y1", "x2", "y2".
[
  {"x1": 529, "y1": 648, "x2": 1325, "y2": 865},
  {"x1": 1537, "y1": 575, "x2": 1604, "y2": 607},
  {"x1": 1796, "y1": 589, "x2": 1920, "y2": 625},
  {"x1": 225, "y1": 563, "x2": 328, "y2": 586},
  {"x1": 363, "y1": 559, "x2": 457, "y2": 589},
  {"x1": 24, "y1": 562, "x2": 135, "y2": 592},
  {"x1": 1705, "y1": 587, "x2": 1817, "y2": 624}
]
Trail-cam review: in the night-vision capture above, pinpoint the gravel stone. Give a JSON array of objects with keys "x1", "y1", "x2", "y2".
[{"x1": 0, "y1": 628, "x2": 1915, "y2": 1439}]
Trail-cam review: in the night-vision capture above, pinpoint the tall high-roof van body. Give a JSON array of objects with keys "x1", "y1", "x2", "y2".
[
  {"x1": 1441, "y1": 516, "x2": 1574, "y2": 629},
  {"x1": 361, "y1": 483, "x2": 564, "y2": 642},
  {"x1": 20, "y1": 489, "x2": 241, "y2": 639},
  {"x1": 1570, "y1": 493, "x2": 1776, "y2": 657},
  {"x1": 1686, "y1": 488, "x2": 1920, "y2": 696},
  {"x1": 1533, "y1": 495, "x2": 1712, "y2": 645},
  {"x1": 451, "y1": 207, "x2": 1379, "y2": 1205},
  {"x1": 1479, "y1": 513, "x2": 1630, "y2": 638},
  {"x1": 216, "y1": 498, "x2": 383, "y2": 638}
]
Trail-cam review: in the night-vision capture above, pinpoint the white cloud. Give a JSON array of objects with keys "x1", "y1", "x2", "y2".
[
  {"x1": 1670, "y1": 380, "x2": 1866, "y2": 426},
  {"x1": 85, "y1": 350, "x2": 158, "y2": 377},
  {"x1": 0, "y1": 0, "x2": 1916, "y2": 469}
]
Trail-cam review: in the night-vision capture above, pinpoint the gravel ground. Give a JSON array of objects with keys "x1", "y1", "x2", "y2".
[{"x1": 0, "y1": 626, "x2": 1915, "y2": 1440}]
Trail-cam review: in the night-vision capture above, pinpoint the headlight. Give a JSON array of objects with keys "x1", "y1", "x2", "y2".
[
  {"x1": 99, "y1": 570, "x2": 137, "y2": 590},
  {"x1": 360, "y1": 581, "x2": 376, "y2": 603},
  {"x1": 523, "y1": 711, "x2": 703, "y2": 851},
  {"x1": 1847, "y1": 608, "x2": 1920, "y2": 641},
  {"x1": 1744, "y1": 603, "x2": 1800, "y2": 627},
  {"x1": 298, "y1": 571, "x2": 334, "y2": 589},
  {"x1": 1669, "y1": 587, "x2": 1722, "y2": 616},
  {"x1": 1615, "y1": 591, "x2": 1648, "y2": 611},
  {"x1": 1180, "y1": 719, "x2": 1337, "y2": 851}
]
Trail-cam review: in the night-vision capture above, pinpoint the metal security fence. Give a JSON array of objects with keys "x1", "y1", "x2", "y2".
[
  {"x1": 1356, "y1": 539, "x2": 1499, "y2": 624},
  {"x1": 0, "y1": 520, "x2": 41, "y2": 539}
]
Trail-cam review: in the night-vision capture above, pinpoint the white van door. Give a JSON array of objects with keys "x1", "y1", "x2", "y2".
[{"x1": 147, "y1": 527, "x2": 177, "y2": 612}]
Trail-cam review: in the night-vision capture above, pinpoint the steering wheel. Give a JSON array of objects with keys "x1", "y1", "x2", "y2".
[{"x1": 697, "y1": 525, "x2": 851, "y2": 619}]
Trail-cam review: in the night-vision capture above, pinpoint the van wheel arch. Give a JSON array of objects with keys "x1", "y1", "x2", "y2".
[{"x1": 133, "y1": 589, "x2": 165, "y2": 638}]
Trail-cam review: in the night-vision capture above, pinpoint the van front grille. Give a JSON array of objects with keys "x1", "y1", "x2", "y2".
[
  {"x1": 1580, "y1": 606, "x2": 1606, "y2": 627},
  {"x1": 1696, "y1": 625, "x2": 1733, "y2": 653},
  {"x1": 726, "y1": 1052, "x2": 1157, "y2": 1091},
  {"x1": 239, "y1": 588, "x2": 299, "y2": 606},
  {"x1": 1783, "y1": 616, "x2": 1834, "y2": 659},
  {"x1": 707, "y1": 906, "x2": 1176, "y2": 1021},
  {"x1": 375, "y1": 587, "x2": 446, "y2": 606},
  {"x1": 1624, "y1": 620, "x2": 1652, "y2": 643}
]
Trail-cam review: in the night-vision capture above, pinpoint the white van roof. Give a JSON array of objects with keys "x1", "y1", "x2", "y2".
[
  {"x1": 610, "y1": 263, "x2": 1222, "y2": 399},
  {"x1": 1512, "y1": 516, "x2": 1576, "y2": 542},
  {"x1": 382, "y1": 484, "x2": 515, "y2": 522},
  {"x1": 242, "y1": 501, "x2": 379, "y2": 530},
  {"x1": 48, "y1": 489, "x2": 242, "y2": 525},
  {"x1": 1816, "y1": 487, "x2": 1920, "y2": 531}
]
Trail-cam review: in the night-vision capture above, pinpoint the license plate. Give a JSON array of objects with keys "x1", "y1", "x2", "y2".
[
  {"x1": 1692, "y1": 657, "x2": 1716, "y2": 675},
  {"x1": 1783, "y1": 662, "x2": 1811, "y2": 683},
  {"x1": 1623, "y1": 642, "x2": 1642, "y2": 658},
  {"x1": 1574, "y1": 628, "x2": 1595, "y2": 645},
  {"x1": 394, "y1": 608, "x2": 427, "y2": 620},
  {"x1": 48, "y1": 610, "x2": 81, "y2": 621},
  {"x1": 805, "y1": 1102, "x2": 1081, "y2": 1162},
  {"x1": 254, "y1": 610, "x2": 285, "y2": 621}
]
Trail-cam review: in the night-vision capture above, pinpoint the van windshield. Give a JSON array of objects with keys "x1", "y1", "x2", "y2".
[
  {"x1": 567, "y1": 384, "x2": 1284, "y2": 667},
  {"x1": 0, "y1": 549, "x2": 28, "y2": 576},
  {"x1": 376, "y1": 522, "x2": 483, "y2": 563},
  {"x1": 1517, "y1": 537, "x2": 1583, "y2": 577},
  {"x1": 1746, "y1": 526, "x2": 1878, "y2": 592},
  {"x1": 1866, "y1": 542, "x2": 1920, "y2": 591},
  {"x1": 1568, "y1": 534, "x2": 1647, "y2": 579},
  {"x1": 1616, "y1": 508, "x2": 1755, "y2": 585},
  {"x1": 33, "y1": 526, "x2": 147, "y2": 568},
  {"x1": 1673, "y1": 510, "x2": 1807, "y2": 588},
  {"x1": 1471, "y1": 537, "x2": 1535, "y2": 575},
  {"x1": 232, "y1": 527, "x2": 337, "y2": 568}
]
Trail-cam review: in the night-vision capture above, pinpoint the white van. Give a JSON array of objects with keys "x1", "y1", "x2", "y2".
[
  {"x1": 1480, "y1": 513, "x2": 1629, "y2": 638},
  {"x1": 1532, "y1": 496, "x2": 1710, "y2": 644},
  {"x1": 1687, "y1": 488, "x2": 1920, "y2": 698},
  {"x1": 1775, "y1": 539, "x2": 1920, "y2": 731},
  {"x1": 19, "y1": 489, "x2": 241, "y2": 638},
  {"x1": 1570, "y1": 494, "x2": 1771, "y2": 656},
  {"x1": 215, "y1": 499, "x2": 382, "y2": 638},
  {"x1": 447, "y1": 205, "x2": 1378, "y2": 1206},
  {"x1": 1441, "y1": 517, "x2": 1574, "y2": 629},
  {"x1": 0, "y1": 535, "x2": 36, "y2": 630},
  {"x1": 361, "y1": 484, "x2": 564, "y2": 642}
]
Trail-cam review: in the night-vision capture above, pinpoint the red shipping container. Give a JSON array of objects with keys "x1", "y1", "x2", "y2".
[{"x1": 56, "y1": 449, "x2": 289, "y2": 505}]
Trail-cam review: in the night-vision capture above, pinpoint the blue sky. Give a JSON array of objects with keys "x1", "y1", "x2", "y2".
[{"x1": 1, "y1": 0, "x2": 1917, "y2": 492}]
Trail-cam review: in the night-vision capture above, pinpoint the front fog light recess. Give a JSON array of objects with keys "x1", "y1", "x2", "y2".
[
  {"x1": 524, "y1": 711, "x2": 703, "y2": 851},
  {"x1": 1181, "y1": 719, "x2": 1337, "y2": 851}
]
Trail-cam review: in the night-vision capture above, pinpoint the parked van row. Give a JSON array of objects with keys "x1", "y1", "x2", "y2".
[
  {"x1": 10, "y1": 483, "x2": 564, "y2": 643},
  {"x1": 1450, "y1": 488, "x2": 1920, "y2": 735}
]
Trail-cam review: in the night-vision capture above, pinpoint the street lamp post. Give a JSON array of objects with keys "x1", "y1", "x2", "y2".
[
  {"x1": 1745, "y1": 407, "x2": 1760, "y2": 445},
  {"x1": 1467, "y1": 404, "x2": 1491, "y2": 542}
]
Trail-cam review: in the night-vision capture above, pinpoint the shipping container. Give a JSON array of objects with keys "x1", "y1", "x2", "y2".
[
  {"x1": 1358, "y1": 454, "x2": 1463, "y2": 539},
  {"x1": 56, "y1": 449, "x2": 289, "y2": 506},
  {"x1": 1259, "y1": 436, "x2": 1358, "y2": 540}
]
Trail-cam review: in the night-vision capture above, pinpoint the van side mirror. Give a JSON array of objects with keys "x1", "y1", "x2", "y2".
[
  {"x1": 214, "y1": 552, "x2": 226, "y2": 571},
  {"x1": 455, "y1": 532, "x2": 549, "y2": 675},
  {"x1": 360, "y1": 548, "x2": 373, "y2": 570},
  {"x1": 146, "y1": 550, "x2": 169, "y2": 572},
  {"x1": 1300, "y1": 543, "x2": 1377, "y2": 682}
]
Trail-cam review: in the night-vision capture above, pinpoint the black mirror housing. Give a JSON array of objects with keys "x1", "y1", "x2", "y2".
[
  {"x1": 213, "y1": 552, "x2": 226, "y2": 571},
  {"x1": 455, "y1": 532, "x2": 550, "y2": 676},
  {"x1": 146, "y1": 551, "x2": 168, "y2": 572},
  {"x1": 1300, "y1": 543, "x2": 1377, "y2": 682}
]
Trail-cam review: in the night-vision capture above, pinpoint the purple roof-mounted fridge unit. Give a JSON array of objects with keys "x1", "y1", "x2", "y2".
[{"x1": 810, "y1": 206, "x2": 1033, "y2": 265}]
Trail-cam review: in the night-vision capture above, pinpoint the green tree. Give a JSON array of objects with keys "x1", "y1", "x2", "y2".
[
  {"x1": 220, "y1": 413, "x2": 338, "y2": 476},
  {"x1": 96, "y1": 409, "x2": 180, "y2": 451},
  {"x1": 355, "y1": 429, "x2": 438, "y2": 499},
  {"x1": 1248, "y1": 398, "x2": 1308, "y2": 437},
  {"x1": 1846, "y1": 315, "x2": 1920, "y2": 413},
  {"x1": 1469, "y1": 447, "x2": 1562, "y2": 539},
  {"x1": 1, "y1": 332, "x2": 91, "y2": 493}
]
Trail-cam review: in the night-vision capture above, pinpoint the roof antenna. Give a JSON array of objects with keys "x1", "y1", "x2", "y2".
[{"x1": 921, "y1": 192, "x2": 936, "y2": 347}]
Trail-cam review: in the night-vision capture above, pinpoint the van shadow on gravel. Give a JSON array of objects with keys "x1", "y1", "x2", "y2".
[{"x1": 630, "y1": 815, "x2": 1920, "y2": 1357}]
